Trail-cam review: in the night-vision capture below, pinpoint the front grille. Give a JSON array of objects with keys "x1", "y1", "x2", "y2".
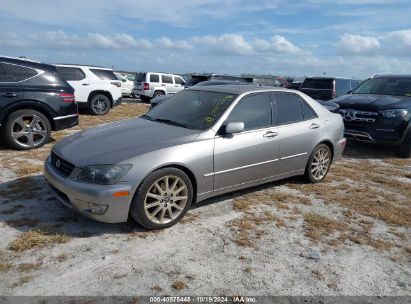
[
  {"x1": 339, "y1": 109, "x2": 378, "y2": 122},
  {"x1": 51, "y1": 152, "x2": 75, "y2": 177}
]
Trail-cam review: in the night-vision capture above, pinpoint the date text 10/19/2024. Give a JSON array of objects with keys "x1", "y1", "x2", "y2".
[{"x1": 149, "y1": 296, "x2": 257, "y2": 303}]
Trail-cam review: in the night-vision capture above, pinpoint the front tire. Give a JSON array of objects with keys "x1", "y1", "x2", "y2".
[
  {"x1": 304, "y1": 144, "x2": 332, "y2": 183},
  {"x1": 2, "y1": 109, "x2": 51, "y2": 150},
  {"x1": 89, "y1": 94, "x2": 111, "y2": 115},
  {"x1": 396, "y1": 130, "x2": 411, "y2": 158},
  {"x1": 130, "y1": 168, "x2": 193, "y2": 230}
]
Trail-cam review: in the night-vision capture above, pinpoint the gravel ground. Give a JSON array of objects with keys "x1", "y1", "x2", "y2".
[{"x1": 0, "y1": 102, "x2": 410, "y2": 296}]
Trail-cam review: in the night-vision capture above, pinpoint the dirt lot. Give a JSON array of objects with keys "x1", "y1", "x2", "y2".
[{"x1": 0, "y1": 102, "x2": 410, "y2": 296}]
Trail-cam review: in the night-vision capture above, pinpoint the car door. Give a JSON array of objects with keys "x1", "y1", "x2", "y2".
[
  {"x1": 213, "y1": 93, "x2": 279, "y2": 190},
  {"x1": 0, "y1": 62, "x2": 23, "y2": 111},
  {"x1": 56, "y1": 67, "x2": 88, "y2": 102},
  {"x1": 173, "y1": 76, "x2": 185, "y2": 93},
  {"x1": 272, "y1": 92, "x2": 321, "y2": 175},
  {"x1": 161, "y1": 74, "x2": 175, "y2": 94}
]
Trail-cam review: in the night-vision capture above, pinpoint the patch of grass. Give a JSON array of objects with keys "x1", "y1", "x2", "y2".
[
  {"x1": 8, "y1": 230, "x2": 71, "y2": 252},
  {"x1": 172, "y1": 281, "x2": 188, "y2": 290},
  {"x1": 180, "y1": 212, "x2": 199, "y2": 224},
  {"x1": 10, "y1": 276, "x2": 33, "y2": 288},
  {"x1": 0, "y1": 262, "x2": 13, "y2": 272},
  {"x1": 15, "y1": 163, "x2": 44, "y2": 176},
  {"x1": 304, "y1": 213, "x2": 348, "y2": 242},
  {"x1": 17, "y1": 262, "x2": 42, "y2": 272},
  {"x1": 113, "y1": 273, "x2": 127, "y2": 279},
  {"x1": 151, "y1": 285, "x2": 163, "y2": 292},
  {"x1": 244, "y1": 266, "x2": 252, "y2": 273}
]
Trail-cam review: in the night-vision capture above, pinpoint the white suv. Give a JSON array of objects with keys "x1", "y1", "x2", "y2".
[
  {"x1": 55, "y1": 64, "x2": 122, "y2": 115},
  {"x1": 133, "y1": 72, "x2": 185, "y2": 102}
]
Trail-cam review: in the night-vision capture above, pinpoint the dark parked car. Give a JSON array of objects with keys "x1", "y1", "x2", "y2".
[
  {"x1": 185, "y1": 74, "x2": 253, "y2": 88},
  {"x1": 332, "y1": 74, "x2": 411, "y2": 157},
  {"x1": 0, "y1": 57, "x2": 78, "y2": 150},
  {"x1": 300, "y1": 77, "x2": 362, "y2": 101}
]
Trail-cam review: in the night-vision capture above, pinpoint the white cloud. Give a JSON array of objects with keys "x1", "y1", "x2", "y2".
[
  {"x1": 253, "y1": 35, "x2": 301, "y2": 53},
  {"x1": 385, "y1": 29, "x2": 411, "y2": 46},
  {"x1": 156, "y1": 37, "x2": 193, "y2": 50},
  {"x1": 192, "y1": 34, "x2": 254, "y2": 55},
  {"x1": 335, "y1": 33, "x2": 380, "y2": 54}
]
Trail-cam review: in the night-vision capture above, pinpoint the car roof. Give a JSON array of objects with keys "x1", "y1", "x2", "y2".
[
  {"x1": 0, "y1": 56, "x2": 56, "y2": 71},
  {"x1": 372, "y1": 74, "x2": 411, "y2": 79},
  {"x1": 187, "y1": 84, "x2": 292, "y2": 95},
  {"x1": 55, "y1": 64, "x2": 111, "y2": 70},
  {"x1": 304, "y1": 76, "x2": 358, "y2": 80}
]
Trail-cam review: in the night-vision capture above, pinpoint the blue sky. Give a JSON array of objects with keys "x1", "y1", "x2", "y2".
[{"x1": 0, "y1": 0, "x2": 410, "y2": 78}]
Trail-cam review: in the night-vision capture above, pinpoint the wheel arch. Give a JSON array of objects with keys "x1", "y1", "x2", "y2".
[
  {"x1": 0, "y1": 101, "x2": 56, "y2": 130},
  {"x1": 88, "y1": 90, "x2": 114, "y2": 107},
  {"x1": 317, "y1": 140, "x2": 334, "y2": 160}
]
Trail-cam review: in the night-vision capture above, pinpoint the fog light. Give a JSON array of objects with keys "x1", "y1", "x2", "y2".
[{"x1": 86, "y1": 203, "x2": 108, "y2": 215}]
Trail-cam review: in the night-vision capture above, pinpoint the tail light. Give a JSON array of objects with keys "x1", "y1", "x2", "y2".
[
  {"x1": 58, "y1": 93, "x2": 75, "y2": 103},
  {"x1": 143, "y1": 83, "x2": 149, "y2": 90},
  {"x1": 111, "y1": 81, "x2": 121, "y2": 87}
]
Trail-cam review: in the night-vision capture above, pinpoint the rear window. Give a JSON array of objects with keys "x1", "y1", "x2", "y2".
[
  {"x1": 150, "y1": 74, "x2": 160, "y2": 83},
  {"x1": 90, "y1": 69, "x2": 117, "y2": 80},
  {"x1": 2, "y1": 63, "x2": 38, "y2": 82},
  {"x1": 135, "y1": 73, "x2": 146, "y2": 82},
  {"x1": 301, "y1": 78, "x2": 333, "y2": 90},
  {"x1": 56, "y1": 66, "x2": 85, "y2": 81},
  {"x1": 174, "y1": 76, "x2": 185, "y2": 85}
]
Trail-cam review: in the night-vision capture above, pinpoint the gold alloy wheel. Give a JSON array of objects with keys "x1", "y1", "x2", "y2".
[
  {"x1": 144, "y1": 175, "x2": 188, "y2": 224},
  {"x1": 311, "y1": 147, "x2": 330, "y2": 180}
]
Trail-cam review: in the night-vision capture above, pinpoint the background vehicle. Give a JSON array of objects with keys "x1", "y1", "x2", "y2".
[
  {"x1": 0, "y1": 56, "x2": 78, "y2": 150},
  {"x1": 133, "y1": 72, "x2": 185, "y2": 102},
  {"x1": 253, "y1": 78, "x2": 282, "y2": 87},
  {"x1": 286, "y1": 77, "x2": 306, "y2": 90},
  {"x1": 45, "y1": 85, "x2": 345, "y2": 229},
  {"x1": 333, "y1": 74, "x2": 411, "y2": 158},
  {"x1": 55, "y1": 64, "x2": 122, "y2": 115},
  {"x1": 300, "y1": 77, "x2": 361, "y2": 101},
  {"x1": 184, "y1": 74, "x2": 253, "y2": 88},
  {"x1": 114, "y1": 72, "x2": 135, "y2": 98}
]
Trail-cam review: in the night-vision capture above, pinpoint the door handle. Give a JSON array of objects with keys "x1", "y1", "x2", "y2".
[
  {"x1": 82, "y1": 83, "x2": 90, "y2": 86},
  {"x1": 263, "y1": 131, "x2": 278, "y2": 138},
  {"x1": 309, "y1": 123, "x2": 320, "y2": 129},
  {"x1": 161, "y1": 84, "x2": 166, "y2": 86},
  {"x1": 2, "y1": 92, "x2": 17, "y2": 98}
]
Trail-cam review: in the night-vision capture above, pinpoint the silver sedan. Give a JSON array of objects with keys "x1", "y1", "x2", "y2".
[{"x1": 44, "y1": 86, "x2": 346, "y2": 229}]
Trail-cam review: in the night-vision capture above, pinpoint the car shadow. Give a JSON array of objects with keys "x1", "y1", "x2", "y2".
[
  {"x1": 0, "y1": 175, "x2": 144, "y2": 238},
  {"x1": 342, "y1": 140, "x2": 397, "y2": 159}
]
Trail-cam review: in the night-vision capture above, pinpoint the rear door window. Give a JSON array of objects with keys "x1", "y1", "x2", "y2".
[
  {"x1": 150, "y1": 74, "x2": 160, "y2": 83},
  {"x1": 273, "y1": 93, "x2": 305, "y2": 125},
  {"x1": 227, "y1": 94, "x2": 272, "y2": 131},
  {"x1": 56, "y1": 66, "x2": 85, "y2": 81},
  {"x1": 301, "y1": 78, "x2": 333, "y2": 90},
  {"x1": 90, "y1": 69, "x2": 117, "y2": 80},
  {"x1": 3, "y1": 63, "x2": 38, "y2": 82},
  {"x1": 162, "y1": 75, "x2": 173, "y2": 84}
]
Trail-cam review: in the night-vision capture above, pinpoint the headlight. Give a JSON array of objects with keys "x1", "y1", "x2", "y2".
[
  {"x1": 381, "y1": 109, "x2": 408, "y2": 119},
  {"x1": 77, "y1": 164, "x2": 132, "y2": 185}
]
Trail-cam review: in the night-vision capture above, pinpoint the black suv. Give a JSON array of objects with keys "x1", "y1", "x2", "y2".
[
  {"x1": 332, "y1": 74, "x2": 411, "y2": 158},
  {"x1": 300, "y1": 77, "x2": 362, "y2": 101},
  {"x1": 0, "y1": 57, "x2": 78, "y2": 150}
]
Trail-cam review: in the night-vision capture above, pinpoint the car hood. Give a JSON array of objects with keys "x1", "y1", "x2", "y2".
[
  {"x1": 53, "y1": 117, "x2": 201, "y2": 167},
  {"x1": 333, "y1": 94, "x2": 411, "y2": 111}
]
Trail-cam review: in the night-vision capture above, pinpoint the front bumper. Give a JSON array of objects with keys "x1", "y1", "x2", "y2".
[
  {"x1": 44, "y1": 156, "x2": 133, "y2": 223},
  {"x1": 53, "y1": 114, "x2": 79, "y2": 131}
]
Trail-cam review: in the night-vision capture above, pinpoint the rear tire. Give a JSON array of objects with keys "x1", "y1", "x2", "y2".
[
  {"x1": 304, "y1": 144, "x2": 332, "y2": 183},
  {"x1": 2, "y1": 109, "x2": 51, "y2": 150},
  {"x1": 130, "y1": 168, "x2": 193, "y2": 230},
  {"x1": 153, "y1": 91, "x2": 165, "y2": 98},
  {"x1": 395, "y1": 130, "x2": 411, "y2": 158},
  {"x1": 89, "y1": 94, "x2": 111, "y2": 115}
]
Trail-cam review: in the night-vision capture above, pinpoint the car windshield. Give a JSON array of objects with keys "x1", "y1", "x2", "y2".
[
  {"x1": 143, "y1": 90, "x2": 237, "y2": 130},
  {"x1": 301, "y1": 78, "x2": 333, "y2": 89},
  {"x1": 353, "y1": 77, "x2": 411, "y2": 96}
]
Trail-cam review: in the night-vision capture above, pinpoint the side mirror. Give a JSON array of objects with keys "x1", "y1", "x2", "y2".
[
  {"x1": 225, "y1": 122, "x2": 245, "y2": 134},
  {"x1": 122, "y1": 79, "x2": 127, "y2": 82}
]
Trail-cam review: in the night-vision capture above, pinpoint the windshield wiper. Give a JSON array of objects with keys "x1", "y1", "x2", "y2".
[{"x1": 152, "y1": 118, "x2": 195, "y2": 129}]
